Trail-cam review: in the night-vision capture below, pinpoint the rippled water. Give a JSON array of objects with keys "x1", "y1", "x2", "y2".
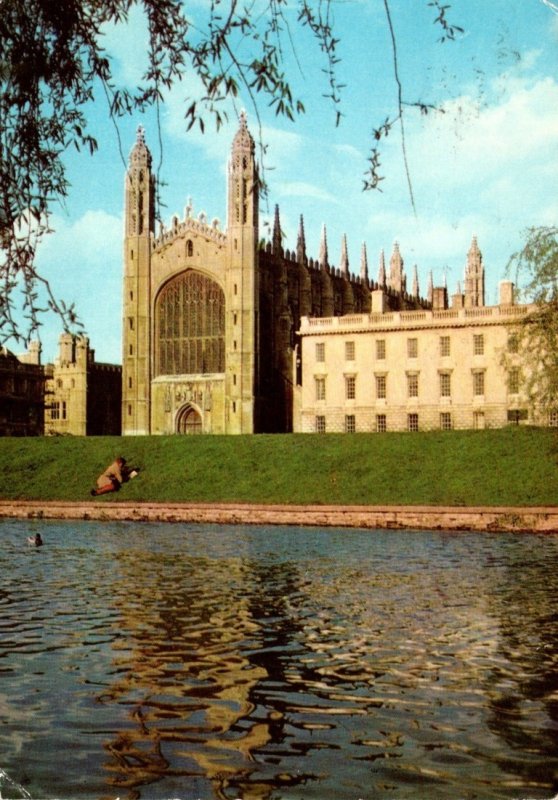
[{"x1": 1, "y1": 520, "x2": 558, "y2": 800}]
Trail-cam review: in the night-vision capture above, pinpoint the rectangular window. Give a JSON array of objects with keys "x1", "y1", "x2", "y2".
[
  {"x1": 407, "y1": 338, "x2": 418, "y2": 358},
  {"x1": 376, "y1": 414, "x2": 387, "y2": 433},
  {"x1": 316, "y1": 342, "x2": 325, "y2": 362},
  {"x1": 549, "y1": 410, "x2": 558, "y2": 427},
  {"x1": 440, "y1": 372, "x2": 451, "y2": 397},
  {"x1": 345, "y1": 375, "x2": 356, "y2": 400},
  {"x1": 376, "y1": 374, "x2": 387, "y2": 399},
  {"x1": 508, "y1": 368, "x2": 520, "y2": 394},
  {"x1": 473, "y1": 410, "x2": 485, "y2": 429},
  {"x1": 508, "y1": 332, "x2": 519, "y2": 353},
  {"x1": 440, "y1": 412, "x2": 452, "y2": 430},
  {"x1": 315, "y1": 377, "x2": 326, "y2": 401},
  {"x1": 473, "y1": 334, "x2": 484, "y2": 355},
  {"x1": 473, "y1": 371, "x2": 485, "y2": 396},
  {"x1": 440, "y1": 336, "x2": 450, "y2": 357},
  {"x1": 62, "y1": 401, "x2": 67, "y2": 420},
  {"x1": 51, "y1": 402, "x2": 60, "y2": 420},
  {"x1": 407, "y1": 373, "x2": 419, "y2": 398},
  {"x1": 345, "y1": 341, "x2": 355, "y2": 361},
  {"x1": 407, "y1": 413, "x2": 419, "y2": 432},
  {"x1": 316, "y1": 415, "x2": 326, "y2": 433},
  {"x1": 376, "y1": 339, "x2": 386, "y2": 360},
  {"x1": 345, "y1": 414, "x2": 356, "y2": 433}
]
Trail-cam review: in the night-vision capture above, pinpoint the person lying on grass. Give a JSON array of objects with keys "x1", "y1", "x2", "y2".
[{"x1": 90, "y1": 457, "x2": 139, "y2": 497}]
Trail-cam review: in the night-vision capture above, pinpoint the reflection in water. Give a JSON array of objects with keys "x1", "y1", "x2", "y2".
[{"x1": 0, "y1": 521, "x2": 557, "y2": 800}]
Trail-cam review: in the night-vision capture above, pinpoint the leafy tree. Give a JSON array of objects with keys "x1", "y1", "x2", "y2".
[
  {"x1": 507, "y1": 226, "x2": 558, "y2": 420},
  {"x1": 0, "y1": 0, "x2": 461, "y2": 345}
]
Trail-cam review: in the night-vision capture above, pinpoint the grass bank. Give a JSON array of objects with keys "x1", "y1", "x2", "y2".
[{"x1": 2, "y1": 427, "x2": 557, "y2": 506}]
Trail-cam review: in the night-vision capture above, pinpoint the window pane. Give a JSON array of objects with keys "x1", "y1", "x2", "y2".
[
  {"x1": 156, "y1": 271, "x2": 225, "y2": 376},
  {"x1": 316, "y1": 342, "x2": 325, "y2": 362},
  {"x1": 376, "y1": 375, "x2": 386, "y2": 399},
  {"x1": 407, "y1": 338, "x2": 418, "y2": 358},
  {"x1": 440, "y1": 412, "x2": 452, "y2": 430},
  {"x1": 440, "y1": 373, "x2": 451, "y2": 397},
  {"x1": 376, "y1": 340, "x2": 386, "y2": 359},
  {"x1": 345, "y1": 341, "x2": 355, "y2": 361},
  {"x1": 440, "y1": 336, "x2": 450, "y2": 357},
  {"x1": 346, "y1": 375, "x2": 356, "y2": 399}
]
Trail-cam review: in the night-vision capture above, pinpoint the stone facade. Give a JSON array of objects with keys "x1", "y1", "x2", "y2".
[
  {"x1": 298, "y1": 274, "x2": 541, "y2": 433},
  {"x1": 122, "y1": 115, "x2": 426, "y2": 435},
  {"x1": 45, "y1": 334, "x2": 121, "y2": 436}
]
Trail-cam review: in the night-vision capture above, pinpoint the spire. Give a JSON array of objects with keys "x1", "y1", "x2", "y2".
[
  {"x1": 378, "y1": 249, "x2": 386, "y2": 287},
  {"x1": 319, "y1": 224, "x2": 329, "y2": 271},
  {"x1": 412, "y1": 264, "x2": 419, "y2": 298},
  {"x1": 231, "y1": 109, "x2": 255, "y2": 156},
  {"x1": 296, "y1": 215, "x2": 307, "y2": 265},
  {"x1": 129, "y1": 124, "x2": 152, "y2": 169},
  {"x1": 389, "y1": 241, "x2": 404, "y2": 294},
  {"x1": 427, "y1": 270, "x2": 433, "y2": 305},
  {"x1": 464, "y1": 235, "x2": 485, "y2": 307},
  {"x1": 272, "y1": 204, "x2": 282, "y2": 254},
  {"x1": 360, "y1": 242, "x2": 369, "y2": 284},
  {"x1": 228, "y1": 110, "x2": 258, "y2": 229},
  {"x1": 340, "y1": 234, "x2": 349, "y2": 278}
]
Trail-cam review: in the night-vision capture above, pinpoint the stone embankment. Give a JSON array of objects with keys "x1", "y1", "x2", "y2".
[{"x1": 1, "y1": 501, "x2": 558, "y2": 532}]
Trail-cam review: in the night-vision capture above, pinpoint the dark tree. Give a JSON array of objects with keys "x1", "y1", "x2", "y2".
[{"x1": 506, "y1": 226, "x2": 558, "y2": 419}]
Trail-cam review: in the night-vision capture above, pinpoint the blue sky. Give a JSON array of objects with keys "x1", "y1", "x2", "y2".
[{"x1": 16, "y1": 0, "x2": 558, "y2": 364}]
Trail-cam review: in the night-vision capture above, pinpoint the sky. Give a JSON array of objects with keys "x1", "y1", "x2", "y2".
[{"x1": 12, "y1": 0, "x2": 558, "y2": 365}]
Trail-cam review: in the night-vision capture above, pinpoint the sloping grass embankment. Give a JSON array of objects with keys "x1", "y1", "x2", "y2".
[{"x1": 1, "y1": 427, "x2": 557, "y2": 507}]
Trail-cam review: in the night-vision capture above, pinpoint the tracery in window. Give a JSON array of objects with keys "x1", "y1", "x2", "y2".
[{"x1": 156, "y1": 271, "x2": 225, "y2": 376}]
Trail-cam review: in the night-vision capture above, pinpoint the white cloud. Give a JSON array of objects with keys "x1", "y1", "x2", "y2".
[
  {"x1": 275, "y1": 182, "x2": 336, "y2": 203},
  {"x1": 100, "y1": 5, "x2": 150, "y2": 88}
]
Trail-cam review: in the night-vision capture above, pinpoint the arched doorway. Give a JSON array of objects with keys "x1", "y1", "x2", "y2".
[{"x1": 176, "y1": 405, "x2": 203, "y2": 434}]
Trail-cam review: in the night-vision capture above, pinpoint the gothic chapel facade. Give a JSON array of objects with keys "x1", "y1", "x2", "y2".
[{"x1": 122, "y1": 114, "x2": 428, "y2": 435}]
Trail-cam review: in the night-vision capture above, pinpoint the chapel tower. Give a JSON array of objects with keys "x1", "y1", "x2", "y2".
[
  {"x1": 225, "y1": 111, "x2": 259, "y2": 433},
  {"x1": 464, "y1": 236, "x2": 485, "y2": 307},
  {"x1": 122, "y1": 126, "x2": 155, "y2": 434}
]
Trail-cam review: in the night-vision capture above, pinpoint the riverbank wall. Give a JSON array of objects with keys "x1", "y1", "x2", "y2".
[{"x1": 1, "y1": 501, "x2": 558, "y2": 532}]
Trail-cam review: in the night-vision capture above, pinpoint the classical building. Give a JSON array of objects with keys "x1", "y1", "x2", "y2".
[
  {"x1": 45, "y1": 334, "x2": 121, "y2": 435},
  {"x1": 0, "y1": 343, "x2": 45, "y2": 436},
  {"x1": 122, "y1": 114, "x2": 426, "y2": 435},
  {"x1": 297, "y1": 243, "x2": 539, "y2": 433}
]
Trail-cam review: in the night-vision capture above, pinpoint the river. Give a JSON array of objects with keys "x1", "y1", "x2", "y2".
[{"x1": 1, "y1": 520, "x2": 557, "y2": 799}]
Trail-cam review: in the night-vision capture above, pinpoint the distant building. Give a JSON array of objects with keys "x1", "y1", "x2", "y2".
[
  {"x1": 297, "y1": 258, "x2": 540, "y2": 433},
  {"x1": 0, "y1": 343, "x2": 45, "y2": 436},
  {"x1": 45, "y1": 334, "x2": 121, "y2": 435}
]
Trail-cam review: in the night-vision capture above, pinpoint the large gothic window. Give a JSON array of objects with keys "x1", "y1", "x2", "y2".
[{"x1": 156, "y1": 271, "x2": 225, "y2": 376}]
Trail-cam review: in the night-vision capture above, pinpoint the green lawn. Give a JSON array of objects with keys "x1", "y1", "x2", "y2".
[{"x1": 2, "y1": 427, "x2": 557, "y2": 506}]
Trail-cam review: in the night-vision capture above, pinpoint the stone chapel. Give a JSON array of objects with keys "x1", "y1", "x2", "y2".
[{"x1": 121, "y1": 113, "x2": 428, "y2": 435}]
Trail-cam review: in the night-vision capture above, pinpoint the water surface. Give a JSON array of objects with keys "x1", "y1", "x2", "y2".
[{"x1": 1, "y1": 520, "x2": 557, "y2": 799}]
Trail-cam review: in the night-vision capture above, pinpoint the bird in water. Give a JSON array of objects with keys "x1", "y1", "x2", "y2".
[{"x1": 27, "y1": 533, "x2": 43, "y2": 547}]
